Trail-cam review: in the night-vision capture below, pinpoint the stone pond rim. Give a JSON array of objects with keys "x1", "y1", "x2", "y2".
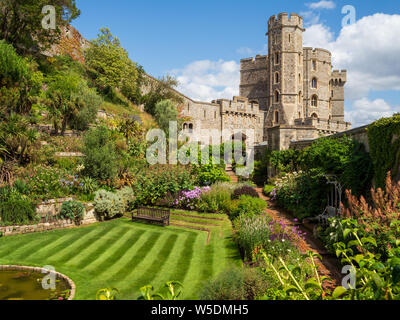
[{"x1": 0, "y1": 265, "x2": 76, "y2": 300}]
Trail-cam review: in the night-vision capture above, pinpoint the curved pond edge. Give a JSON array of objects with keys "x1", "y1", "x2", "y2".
[{"x1": 0, "y1": 265, "x2": 76, "y2": 300}]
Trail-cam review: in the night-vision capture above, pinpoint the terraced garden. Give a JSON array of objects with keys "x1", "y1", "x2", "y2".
[{"x1": 0, "y1": 211, "x2": 241, "y2": 300}]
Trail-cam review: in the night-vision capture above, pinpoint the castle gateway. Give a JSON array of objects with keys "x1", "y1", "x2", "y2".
[{"x1": 180, "y1": 12, "x2": 351, "y2": 150}]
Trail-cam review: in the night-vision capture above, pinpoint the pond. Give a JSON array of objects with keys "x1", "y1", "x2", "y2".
[{"x1": 0, "y1": 270, "x2": 71, "y2": 300}]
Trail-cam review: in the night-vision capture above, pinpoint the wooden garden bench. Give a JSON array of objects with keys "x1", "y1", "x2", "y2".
[{"x1": 132, "y1": 207, "x2": 170, "y2": 226}]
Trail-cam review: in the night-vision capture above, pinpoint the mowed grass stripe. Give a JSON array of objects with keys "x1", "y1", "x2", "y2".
[
  {"x1": 29, "y1": 227, "x2": 99, "y2": 264},
  {"x1": 46, "y1": 227, "x2": 107, "y2": 264},
  {"x1": 72, "y1": 227, "x2": 131, "y2": 270},
  {"x1": 106, "y1": 232, "x2": 162, "y2": 282},
  {"x1": 89, "y1": 229, "x2": 148, "y2": 276},
  {"x1": 177, "y1": 232, "x2": 209, "y2": 299},
  {"x1": 121, "y1": 234, "x2": 179, "y2": 297},
  {"x1": 0, "y1": 234, "x2": 56, "y2": 258},
  {"x1": 12, "y1": 237, "x2": 61, "y2": 261},
  {"x1": 64, "y1": 225, "x2": 123, "y2": 267},
  {"x1": 22, "y1": 232, "x2": 82, "y2": 262},
  {"x1": 83, "y1": 228, "x2": 146, "y2": 274},
  {"x1": 166, "y1": 232, "x2": 198, "y2": 283}
]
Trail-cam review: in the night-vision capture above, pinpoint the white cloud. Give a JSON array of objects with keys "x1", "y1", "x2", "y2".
[
  {"x1": 304, "y1": 13, "x2": 400, "y2": 100},
  {"x1": 170, "y1": 59, "x2": 240, "y2": 102},
  {"x1": 300, "y1": 11, "x2": 321, "y2": 26},
  {"x1": 346, "y1": 98, "x2": 399, "y2": 127},
  {"x1": 303, "y1": 23, "x2": 334, "y2": 48},
  {"x1": 306, "y1": 1, "x2": 336, "y2": 10}
]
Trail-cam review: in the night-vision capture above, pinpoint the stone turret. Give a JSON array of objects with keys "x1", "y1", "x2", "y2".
[{"x1": 265, "y1": 13, "x2": 305, "y2": 127}]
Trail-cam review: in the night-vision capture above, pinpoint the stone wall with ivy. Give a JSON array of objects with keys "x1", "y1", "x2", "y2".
[{"x1": 367, "y1": 114, "x2": 400, "y2": 188}]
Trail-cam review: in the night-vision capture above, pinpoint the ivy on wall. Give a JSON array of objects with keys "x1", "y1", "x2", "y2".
[{"x1": 367, "y1": 114, "x2": 400, "y2": 189}]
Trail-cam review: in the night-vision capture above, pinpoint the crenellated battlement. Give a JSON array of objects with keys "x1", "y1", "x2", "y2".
[
  {"x1": 331, "y1": 70, "x2": 347, "y2": 84},
  {"x1": 240, "y1": 55, "x2": 268, "y2": 71},
  {"x1": 268, "y1": 13, "x2": 304, "y2": 30}
]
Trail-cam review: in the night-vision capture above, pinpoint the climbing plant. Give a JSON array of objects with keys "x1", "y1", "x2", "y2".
[{"x1": 367, "y1": 114, "x2": 400, "y2": 189}]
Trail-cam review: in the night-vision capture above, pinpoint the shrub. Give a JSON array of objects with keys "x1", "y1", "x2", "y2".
[
  {"x1": 59, "y1": 201, "x2": 85, "y2": 224},
  {"x1": 83, "y1": 126, "x2": 119, "y2": 181},
  {"x1": 132, "y1": 165, "x2": 196, "y2": 206},
  {"x1": 94, "y1": 189, "x2": 124, "y2": 220},
  {"x1": 198, "y1": 184, "x2": 232, "y2": 213},
  {"x1": 263, "y1": 185, "x2": 275, "y2": 196},
  {"x1": 175, "y1": 186, "x2": 211, "y2": 211},
  {"x1": 192, "y1": 164, "x2": 230, "y2": 186},
  {"x1": 274, "y1": 170, "x2": 328, "y2": 220},
  {"x1": 233, "y1": 185, "x2": 259, "y2": 199},
  {"x1": 230, "y1": 196, "x2": 267, "y2": 220},
  {"x1": 118, "y1": 187, "x2": 135, "y2": 211},
  {"x1": 0, "y1": 199, "x2": 37, "y2": 225},
  {"x1": 27, "y1": 166, "x2": 68, "y2": 200},
  {"x1": 80, "y1": 176, "x2": 99, "y2": 195},
  {"x1": 199, "y1": 267, "x2": 268, "y2": 300},
  {"x1": 234, "y1": 213, "x2": 272, "y2": 260}
]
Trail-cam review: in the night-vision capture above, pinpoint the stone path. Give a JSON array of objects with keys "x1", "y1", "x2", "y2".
[{"x1": 225, "y1": 164, "x2": 239, "y2": 183}]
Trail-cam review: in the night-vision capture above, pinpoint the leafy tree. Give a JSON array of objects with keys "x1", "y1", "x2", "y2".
[
  {"x1": 70, "y1": 85, "x2": 102, "y2": 131},
  {"x1": 0, "y1": 40, "x2": 43, "y2": 117},
  {"x1": 45, "y1": 71, "x2": 84, "y2": 135},
  {"x1": 143, "y1": 75, "x2": 183, "y2": 116},
  {"x1": 0, "y1": 0, "x2": 80, "y2": 54},
  {"x1": 85, "y1": 28, "x2": 139, "y2": 100},
  {"x1": 154, "y1": 99, "x2": 179, "y2": 132}
]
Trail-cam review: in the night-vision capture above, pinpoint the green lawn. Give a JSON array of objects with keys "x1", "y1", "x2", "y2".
[{"x1": 0, "y1": 211, "x2": 241, "y2": 300}]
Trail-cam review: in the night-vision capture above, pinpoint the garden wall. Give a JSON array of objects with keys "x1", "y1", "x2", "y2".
[
  {"x1": 289, "y1": 125, "x2": 369, "y2": 151},
  {"x1": 0, "y1": 198, "x2": 98, "y2": 237}
]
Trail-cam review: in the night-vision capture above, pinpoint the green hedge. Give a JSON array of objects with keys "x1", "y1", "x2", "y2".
[{"x1": 367, "y1": 114, "x2": 400, "y2": 188}]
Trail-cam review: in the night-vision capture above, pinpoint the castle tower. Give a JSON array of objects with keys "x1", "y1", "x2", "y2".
[
  {"x1": 330, "y1": 70, "x2": 347, "y2": 122},
  {"x1": 265, "y1": 13, "x2": 305, "y2": 127}
]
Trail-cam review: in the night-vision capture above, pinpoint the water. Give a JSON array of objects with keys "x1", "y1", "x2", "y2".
[{"x1": 0, "y1": 271, "x2": 70, "y2": 300}]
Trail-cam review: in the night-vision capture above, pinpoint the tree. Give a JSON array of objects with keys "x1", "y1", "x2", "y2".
[
  {"x1": 85, "y1": 28, "x2": 139, "y2": 100},
  {"x1": 45, "y1": 71, "x2": 85, "y2": 135},
  {"x1": 0, "y1": 0, "x2": 80, "y2": 54},
  {"x1": 143, "y1": 75, "x2": 183, "y2": 116},
  {"x1": 0, "y1": 40, "x2": 43, "y2": 117},
  {"x1": 154, "y1": 99, "x2": 179, "y2": 133}
]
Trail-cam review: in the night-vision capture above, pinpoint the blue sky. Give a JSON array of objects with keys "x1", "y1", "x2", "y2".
[{"x1": 73, "y1": 0, "x2": 400, "y2": 127}]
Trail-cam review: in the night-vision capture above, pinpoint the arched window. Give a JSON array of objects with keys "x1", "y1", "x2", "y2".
[
  {"x1": 189, "y1": 123, "x2": 193, "y2": 133},
  {"x1": 275, "y1": 111, "x2": 279, "y2": 124},
  {"x1": 311, "y1": 95, "x2": 318, "y2": 107},
  {"x1": 298, "y1": 91, "x2": 302, "y2": 104},
  {"x1": 275, "y1": 52, "x2": 280, "y2": 64},
  {"x1": 311, "y1": 113, "x2": 318, "y2": 118},
  {"x1": 298, "y1": 73, "x2": 301, "y2": 84},
  {"x1": 183, "y1": 123, "x2": 188, "y2": 130},
  {"x1": 275, "y1": 72, "x2": 279, "y2": 84},
  {"x1": 311, "y1": 78, "x2": 318, "y2": 89},
  {"x1": 288, "y1": 34, "x2": 291, "y2": 43},
  {"x1": 275, "y1": 91, "x2": 280, "y2": 103},
  {"x1": 298, "y1": 112, "x2": 301, "y2": 119},
  {"x1": 312, "y1": 60, "x2": 317, "y2": 71}
]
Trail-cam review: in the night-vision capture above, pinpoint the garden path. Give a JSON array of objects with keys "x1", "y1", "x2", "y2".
[
  {"x1": 255, "y1": 188, "x2": 343, "y2": 290},
  {"x1": 225, "y1": 167, "x2": 342, "y2": 289}
]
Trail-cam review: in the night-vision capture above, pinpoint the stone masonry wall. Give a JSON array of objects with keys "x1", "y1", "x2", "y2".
[{"x1": 0, "y1": 199, "x2": 98, "y2": 237}]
